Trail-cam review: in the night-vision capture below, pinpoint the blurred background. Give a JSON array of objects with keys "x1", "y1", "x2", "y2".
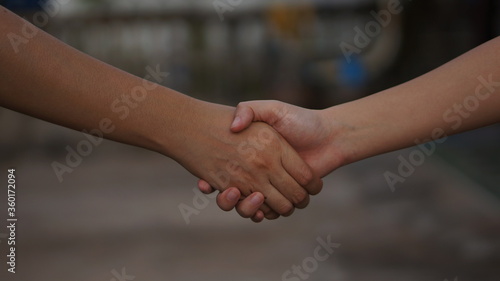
[{"x1": 0, "y1": 0, "x2": 499, "y2": 280}]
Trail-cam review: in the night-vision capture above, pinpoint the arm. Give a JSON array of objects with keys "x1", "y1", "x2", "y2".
[
  {"x1": 0, "y1": 7, "x2": 323, "y2": 219},
  {"x1": 204, "y1": 36, "x2": 500, "y2": 214},
  {"x1": 322, "y1": 35, "x2": 500, "y2": 167}
]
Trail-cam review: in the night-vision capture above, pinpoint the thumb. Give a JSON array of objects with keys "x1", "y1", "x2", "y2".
[
  {"x1": 230, "y1": 103, "x2": 256, "y2": 132},
  {"x1": 231, "y1": 100, "x2": 282, "y2": 133}
]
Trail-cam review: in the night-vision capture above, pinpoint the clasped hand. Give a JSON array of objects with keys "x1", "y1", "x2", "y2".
[
  {"x1": 196, "y1": 101, "x2": 343, "y2": 222},
  {"x1": 172, "y1": 101, "x2": 323, "y2": 221}
]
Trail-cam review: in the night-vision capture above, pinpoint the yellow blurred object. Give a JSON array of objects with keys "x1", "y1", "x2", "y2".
[{"x1": 266, "y1": 1, "x2": 315, "y2": 40}]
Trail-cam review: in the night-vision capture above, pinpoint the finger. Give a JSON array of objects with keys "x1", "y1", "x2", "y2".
[
  {"x1": 260, "y1": 182, "x2": 296, "y2": 217},
  {"x1": 269, "y1": 172, "x2": 310, "y2": 210},
  {"x1": 259, "y1": 204, "x2": 280, "y2": 220},
  {"x1": 281, "y1": 145, "x2": 324, "y2": 196},
  {"x1": 263, "y1": 210, "x2": 280, "y2": 220},
  {"x1": 198, "y1": 179, "x2": 216, "y2": 194},
  {"x1": 216, "y1": 188, "x2": 241, "y2": 212},
  {"x1": 235, "y1": 192, "x2": 265, "y2": 218},
  {"x1": 251, "y1": 210, "x2": 265, "y2": 223},
  {"x1": 231, "y1": 100, "x2": 284, "y2": 133},
  {"x1": 230, "y1": 103, "x2": 256, "y2": 132}
]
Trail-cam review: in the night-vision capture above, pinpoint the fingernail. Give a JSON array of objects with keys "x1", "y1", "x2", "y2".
[
  {"x1": 231, "y1": 116, "x2": 241, "y2": 129},
  {"x1": 227, "y1": 189, "x2": 239, "y2": 201},
  {"x1": 250, "y1": 194, "x2": 264, "y2": 205}
]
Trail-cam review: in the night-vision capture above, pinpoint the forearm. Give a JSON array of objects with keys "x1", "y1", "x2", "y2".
[
  {"x1": 325, "y1": 36, "x2": 500, "y2": 165},
  {"x1": 0, "y1": 7, "x2": 195, "y2": 158}
]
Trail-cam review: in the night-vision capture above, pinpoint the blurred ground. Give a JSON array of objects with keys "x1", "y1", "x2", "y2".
[{"x1": 0, "y1": 136, "x2": 499, "y2": 281}]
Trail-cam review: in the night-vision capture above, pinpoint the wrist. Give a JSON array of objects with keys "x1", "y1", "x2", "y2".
[
  {"x1": 318, "y1": 106, "x2": 354, "y2": 168},
  {"x1": 322, "y1": 96, "x2": 407, "y2": 166},
  {"x1": 136, "y1": 88, "x2": 201, "y2": 159},
  {"x1": 319, "y1": 103, "x2": 379, "y2": 167},
  {"x1": 153, "y1": 97, "x2": 234, "y2": 165}
]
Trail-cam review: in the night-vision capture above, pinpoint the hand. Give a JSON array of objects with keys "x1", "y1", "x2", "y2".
[
  {"x1": 231, "y1": 100, "x2": 344, "y2": 177},
  {"x1": 173, "y1": 100, "x2": 323, "y2": 219},
  {"x1": 199, "y1": 100, "x2": 347, "y2": 221}
]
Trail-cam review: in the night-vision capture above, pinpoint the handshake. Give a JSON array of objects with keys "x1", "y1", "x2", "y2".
[{"x1": 189, "y1": 100, "x2": 344, "y2": 223}]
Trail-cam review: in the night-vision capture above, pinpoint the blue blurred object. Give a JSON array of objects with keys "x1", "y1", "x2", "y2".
[
  {"x1": 1, "y1": 0, "x2": 46, "y2": 11},
  {"x1": 338, "y1": 55, "x2": 367, "y2": 89}
]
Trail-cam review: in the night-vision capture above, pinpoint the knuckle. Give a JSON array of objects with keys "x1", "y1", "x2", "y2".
[
  {"x1": 236, "y1": 207, "x2": 253, "y2": 218},
  {"x1": 236, "y1": 101, "x2": 250, "y2": 111},
  {"x1": 276, "y1": 202, "x2": 294, "y2": 217},
  {"x1": 291, "y1": 190, "x2": 309, "y2": 206},
  {"x1": 308, "y1": 179, "x2": 324, "y2": 195},
  {"x1": 251, "y1": 155, "x2": 272, "y2": 170},
  {"x1": 297, "y1": 166, "x2": 314, "y2": 186},
  {"x1": 295, "y1": 194, "x2": 310, "y2": 209}
]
